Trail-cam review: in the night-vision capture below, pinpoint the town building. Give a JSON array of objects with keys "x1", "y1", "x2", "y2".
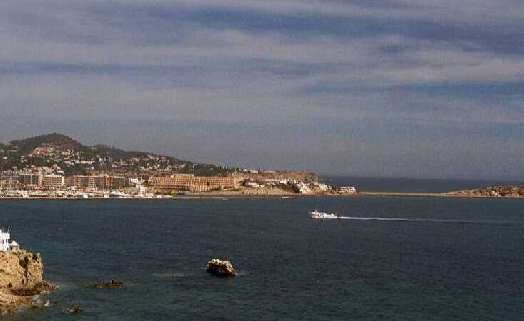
[
  {"x1": 65, "y1": 175, "x2": 128, "y2": 190},
  {"x1": 149, "y1": 174, "x2": 239, "y2": 193},
  {"x1": 18, "y1": 173, "x2": 41, "y2": 187},
  {"x1": 42, "y1": 174, "x2": 64, "y2": 190},
  {"x1": 0, "y1": 229, "x2": 11, "y2": 252},
  {"x1": 0, "y1": 172, "x2": 20, "y2": 190},
  {"x1": 65, "y1": 175, "x2": 91, "y2": 189},
  {"x1": 338, "y1": 186, "x2": 357, "y2": 194}
]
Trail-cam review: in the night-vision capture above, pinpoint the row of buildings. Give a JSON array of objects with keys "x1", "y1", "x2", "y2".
[
  {"x1": 148, "y1": 174, "x2": 239, "y2": 193},
  {"x1": 0, "y1": 171, "x2": 128, "y2": 190},
  {"x1": 1, "y1": 170, "x2": 352, "y2": 196},
  {"x1": 1, "y1": 170, "x2": 239, "y2": 193},
  {"x1": 147, "y1": 174, "x2": 354, "y2": 195}
]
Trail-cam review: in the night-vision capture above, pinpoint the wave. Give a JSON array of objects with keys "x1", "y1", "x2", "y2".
[{"x1": 152, "y1": 272, "x2": 186, "y2": 278}]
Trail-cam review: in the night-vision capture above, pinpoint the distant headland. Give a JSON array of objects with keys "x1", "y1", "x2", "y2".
[
  {"x1": 1, "y1": 133, "x2": 522, "y2": 200},
  {"x1": 445, "y1": 185, "x2": 524, "y2": 198},
  {"x1": 360, "y1": 185, "x2": 524, "y2": 199},
  {"x1": 0, "y1": 133, "x2": 356, "y2": 199}
]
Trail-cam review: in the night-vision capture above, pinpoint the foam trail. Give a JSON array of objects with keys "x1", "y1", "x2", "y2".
[{"x1": 338, "y1": 216, "x2": 517, "y2": 225}]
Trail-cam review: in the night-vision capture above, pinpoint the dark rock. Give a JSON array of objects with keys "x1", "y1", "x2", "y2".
[
  {"x1": 90, "y1": 279, "x2": 124, "y2": 289},
  {"x1": 206, "y1": 258, "x2": 237, "y2": 277},
  {"x1": 10, "y1": 281, "x2": 56, "y2": 296},
  {"x1": 65, "y1": 304, "x2": 81, "y2": 314}
]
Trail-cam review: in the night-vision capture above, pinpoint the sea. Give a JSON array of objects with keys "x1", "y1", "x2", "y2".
[{"x1": 2, "y1": 177, "x2": 524, "y2": 321}]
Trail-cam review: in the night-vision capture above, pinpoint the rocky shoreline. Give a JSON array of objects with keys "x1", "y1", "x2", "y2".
[
  {"x1": 446, "y1": 185, "x2": 524, "y2": 198},
  {"x1": 0, "y1": 249, "x2": 54, "y2": 314}
]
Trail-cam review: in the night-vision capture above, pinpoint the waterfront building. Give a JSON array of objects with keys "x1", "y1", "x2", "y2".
[
  {"x1": 42, "y1": 174, "x2": 64, "y2": 190},
  {"x1": 0, "y1": 172, "x2": 20, "y2": 190},
  {"x1": 18, "y1": 173, "x2": 41, "y2": 187},
  {"x1": 65, "y1": 175, "x2": 128, "y2": 190},
  {"x1": 0, "y1": 229, "x2": 11, "y2": 252},
  {"x1": 149, "y1": 174, "x2": 238, "y2": 193},
  {"x1": 339, "y1": 186, "x2": 357, "y2": 194},
  {"x1": 65, "y1": 175, "x2": 91, "y2": 189},
  {"x1": 108, "y1": 176, "x2": 128, "y2": 189}
]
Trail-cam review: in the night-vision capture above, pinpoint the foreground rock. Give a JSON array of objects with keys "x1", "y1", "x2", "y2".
[
  {"x1": 207, "y1": 258, "x2": 237, "y2": 277},
  {"x1": 0, "y1": 249, "x2": 54, "y2": 314}
]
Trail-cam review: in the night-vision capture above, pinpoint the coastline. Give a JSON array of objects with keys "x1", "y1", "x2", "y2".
[
  {"x1": 360, "y1": 191, "x2": 524, "y2": 199},
  {"x1": 0, "y1": 191, "x2": 523, "y2": 200}
]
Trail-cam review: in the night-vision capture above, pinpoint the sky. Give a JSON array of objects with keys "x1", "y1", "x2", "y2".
[{"x1": 0, "y1": 0, "x2": 523, "y2": 180}]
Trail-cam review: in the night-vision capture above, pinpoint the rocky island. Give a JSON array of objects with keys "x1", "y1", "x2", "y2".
[
  {"x1": 207, "y1": 258, "x2": 237, "y2": 277},
  {"x1": 0, "y1": 230, "x2": 53, "y2": 314}
]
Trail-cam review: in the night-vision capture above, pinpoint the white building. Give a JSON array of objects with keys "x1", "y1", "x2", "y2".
[
  {"x1": 295, "y1": 182, "x2": 312, "y2": 194},
  {"x1": 0, "y1": 229, "x2": 18, "y2": 252},
  {"x1": 0, "y1": 229, "x2": 11, "y2": 251},
  {"x1": 339, "y1": 186, "x2": 357, "y2": 194}
]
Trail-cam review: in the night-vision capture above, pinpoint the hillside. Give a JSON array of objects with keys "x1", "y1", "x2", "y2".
[
  {"x1": 0, "y1": 133, "x2": 232, "y2": 176},
  {"x1": 9, "y1": 133, "x2": 82, "y2": 155}
]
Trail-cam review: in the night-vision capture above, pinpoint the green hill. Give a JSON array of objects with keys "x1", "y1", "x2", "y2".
[
  {"x1": 9, "y1": 133, "x2": 82, "y2": 155},
  {"x1": 0, "y1": 133, "x2": 232, "y2": 176}
]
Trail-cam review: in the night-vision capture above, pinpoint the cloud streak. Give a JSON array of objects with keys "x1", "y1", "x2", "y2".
[{"x1": 0, "y1": 0, "x2": 523, "y2": 179}]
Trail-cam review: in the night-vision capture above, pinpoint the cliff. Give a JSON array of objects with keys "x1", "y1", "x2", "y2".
[{"x1": 0, "y1": 249, "x2": 53, "y2": 314}]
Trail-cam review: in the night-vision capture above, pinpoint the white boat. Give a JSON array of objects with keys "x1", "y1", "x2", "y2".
[{"x1": 310, "y1": 210, "x2": 339, "y2": 219}]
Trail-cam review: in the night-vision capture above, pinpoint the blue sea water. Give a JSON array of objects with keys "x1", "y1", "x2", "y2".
[{"x1": 1, "y1": 195, "x2": 524, "y2": 320}]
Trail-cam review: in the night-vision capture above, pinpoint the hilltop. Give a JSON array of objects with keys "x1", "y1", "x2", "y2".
[
  {"x1": 0, "y1": 133, "x2": 232, "y2": 176},
  {"x1": 9, "y1": 133, "x2": 82, "y2": 155}
]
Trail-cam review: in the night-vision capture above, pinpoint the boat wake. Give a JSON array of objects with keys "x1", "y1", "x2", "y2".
[
  {"x1": 152, "y1": 272, "x2": 187, "y2": 279},
  {"x1": 337, "y1": 216, "x2": 517, "y2": 225}
]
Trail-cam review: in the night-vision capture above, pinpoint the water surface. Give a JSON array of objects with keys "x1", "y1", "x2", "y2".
[{"x1": 1, "y1": 197, "x2": 523, "y2": 321}]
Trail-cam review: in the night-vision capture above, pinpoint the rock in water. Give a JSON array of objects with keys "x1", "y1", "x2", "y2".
[
  {"x1": 0, "y1": 249, "x2": 54, "y2": 313},
  {"x1": 206, "y1": 258, "x2": 237, "y2": 277},
  {"x1": 65, "y1": 304, "x2": 82, "y2": 314},
  {"x1": 90, "y1": 279, "x2": 124, "y2": 289}
]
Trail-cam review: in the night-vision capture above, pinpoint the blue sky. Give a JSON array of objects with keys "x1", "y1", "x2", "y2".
[{"x1": 0, "y1": 0, "x2": 523, "y2": 179}]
